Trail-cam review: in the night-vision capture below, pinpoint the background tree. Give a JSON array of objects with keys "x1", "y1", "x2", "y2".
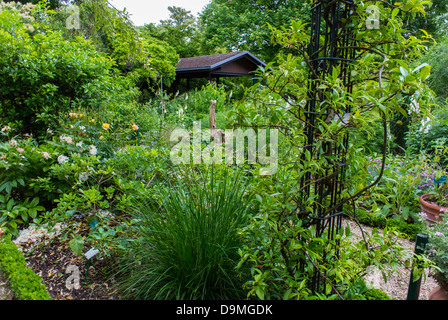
[
  {"x1": 403, "y1": 0, "x2": 448, "y2": 39},
  {"x1": 199, "y1": 0, "x2": 311, "y2": 62},
  {"x1": 42, "y1": 0, "x2": 179, "y2": 95},
  {"x1": 141, "y1": 6, "x2": 201, "y2": 58}
]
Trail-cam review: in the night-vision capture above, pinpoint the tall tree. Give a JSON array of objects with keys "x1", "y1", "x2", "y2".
[
  {"x1": 199, "y1": 0, "x2": 310, "y2": 62},
  {"x1": 141, "y1": 6, "x2": 201, "y2": 58},
  {"x1": 403, "y1": 0, "x2": 448, "y2": 38}
]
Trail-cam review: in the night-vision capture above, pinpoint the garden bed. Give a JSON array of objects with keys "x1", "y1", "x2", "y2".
[
  {"x1": 8, "y1": 225, "x2": 117, "y2": 300},
  {"x1": 0, "y1": 218, "x2": 437, "y2": 300}
]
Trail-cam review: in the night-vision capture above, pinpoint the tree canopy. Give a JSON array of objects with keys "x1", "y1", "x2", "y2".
[
  {"x1": 199, "y1": 0, "x2": 311, "y2": 62},
  {"x1": 141, "y1": 6, "x2": 201, "y2": 58}
]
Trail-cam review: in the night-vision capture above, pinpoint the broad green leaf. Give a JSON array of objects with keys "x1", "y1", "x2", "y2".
[
  {"x1": 69, "y1": 235, "x2": 84, "y2": 256},
  {"x1": 420, "y1": 65, "x2": 431, "y2": 80},
  {"x1": 255, "y1": 286, "x2": 265, "y2": 300}
]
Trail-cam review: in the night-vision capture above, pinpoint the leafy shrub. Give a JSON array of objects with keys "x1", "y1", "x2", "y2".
[
  {"x1": 0, "y1": 236, "x2": 51, "y2": 300},
  {"x1": 115, "y1": 167, "x2": 253, "y2": 300},
  {"x1": 355, "y1": 209, "x2": 424, "y2": 240},
  {"x1": 406, "y1": 106, "x2": 448, "y2": 160},
  {"x1": 364, "y1": 288, "x2": 394, "y2": 300},
  {"x1": 0, "y1": 4, "x2": 139, "y2": 138},
  {"x1": 363, "y1": 154, "x2": 436, "y2": 222}
]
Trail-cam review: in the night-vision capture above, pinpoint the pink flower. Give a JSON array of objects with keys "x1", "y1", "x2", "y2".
[{"x1": 418, "y1": 212, "x2": 428, "y2": 218}]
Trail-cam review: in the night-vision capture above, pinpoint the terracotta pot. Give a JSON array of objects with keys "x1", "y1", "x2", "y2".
[
  {"x1": 429, "y1": 283, "x2": 448, "y2": 300},
  {"x1": 419, "y1": 194, "x2": 446, "y2": 225}
]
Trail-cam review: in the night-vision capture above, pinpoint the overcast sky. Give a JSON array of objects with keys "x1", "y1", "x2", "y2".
[{"x1": 109, "y1": 0, "x2": 211, "y2": 26}]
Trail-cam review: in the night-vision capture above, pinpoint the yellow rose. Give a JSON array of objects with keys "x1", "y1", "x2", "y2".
[
  {"x1": 132, "y1": 124, "x2": 139, "y2": 131},
  {"x1": 102, "y1": 123, "x2": 110, "y2": 130}
]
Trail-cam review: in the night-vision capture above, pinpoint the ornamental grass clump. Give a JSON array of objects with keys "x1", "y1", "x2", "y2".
[{"x1": 115, "y1": 167, "x2": 253, "y2": 300}]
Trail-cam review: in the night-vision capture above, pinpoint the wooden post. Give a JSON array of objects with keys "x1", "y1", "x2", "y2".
[
  {"x1": 209, "y1": 100, "x2": 225, "y2": 143},
  {"x1": 209, "y1": 99, "x2": 217, "y2": 131}
]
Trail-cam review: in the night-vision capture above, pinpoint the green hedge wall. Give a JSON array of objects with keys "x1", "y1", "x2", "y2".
[{"x1": 0, "y1": 237, "x2": 51, "y2": 300}]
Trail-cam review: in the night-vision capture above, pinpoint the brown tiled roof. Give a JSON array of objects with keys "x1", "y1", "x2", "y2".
[{"x1": 176, "y1": 51, "x2": 263, "y2": 71}]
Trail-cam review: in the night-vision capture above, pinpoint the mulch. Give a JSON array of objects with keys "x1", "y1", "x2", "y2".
[{"x1": 16, "y1": 234, "x2": 118, "y2": 300}]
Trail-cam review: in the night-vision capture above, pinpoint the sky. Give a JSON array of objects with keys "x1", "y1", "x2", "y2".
[{"x1": 109, "y1": 0, "x2": 211, "y2": 26}]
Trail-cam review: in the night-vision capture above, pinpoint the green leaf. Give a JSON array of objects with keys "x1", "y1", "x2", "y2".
[
  {"x1": 29, "y1": 209, "x2": 37, "y2": 219},
  {"x1": 391, "y1": 8, "x2": 399, "y2": 18},
  {"x1": 255, "y1": 286, "x2": 265, "y2": 300},
  {"x1": 420, "y1": 65, "x2": 431, "y2": 80},
  {"x1": 30, "y1": 197, "x2": 39, "y2": 207},
  {"x1": 6, "y1": 199, "x2": 14, "y2": 211},
  {"x1": 69, "y1": 235, "x2": 84, "y2": 256},
  {"x1": 399, "y1": 66, "x2": 408, "y2": 77}
]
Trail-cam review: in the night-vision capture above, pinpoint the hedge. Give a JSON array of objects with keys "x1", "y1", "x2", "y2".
[{"x1": 0, "y1": 236, "x2": 52, "y2": 300}]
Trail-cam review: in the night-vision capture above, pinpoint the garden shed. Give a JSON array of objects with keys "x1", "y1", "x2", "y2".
[{"x1": 174, "y1": 51, "x2": 268, "y2": 89}]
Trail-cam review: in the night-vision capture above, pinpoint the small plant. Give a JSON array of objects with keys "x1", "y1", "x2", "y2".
[
  {"x1": 364, "y1": 154, "x2": 439, "y2": 222},
  {"x1": 419, "y1": 211, "x2": 448, "y2": 285}
]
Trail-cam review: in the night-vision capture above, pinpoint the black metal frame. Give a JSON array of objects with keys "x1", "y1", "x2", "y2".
[{"x1": 304, "y1": 0, "x2": 357, "y2": 294}]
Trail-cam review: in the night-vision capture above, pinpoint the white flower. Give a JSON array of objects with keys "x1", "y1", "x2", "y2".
[
  {"x1": 177, "y1": 108, "x2": 184, "y2": 119},
  {"x1": 89, "y1": 145, "x2": 97, "y2": 156},
  {"x1": 419, "y1": 117, "x2": 431, "y2": 133},
  {"x1": 57, "y1": 155, "x2": 69, "y2": 164},
  {"x1": 42, "y1": 151, "x2": 51, "y2": 160},
  {"x1": 76, "y1": 141, "x2": 83, "y2": 147},
  {"x1": 16, "y1": 148, "x2": 24, "y2": 153},
  {"x1": 409, "y1": 98, "x2": 420, "y2": 114},
  {"x1": 59, "y1": 135, "x2": 74, "y2": 144},
  {"x1": 10, "y1": 139, "x2": 18, "y2": 147},
  {"x1": 1, "y1": 126, "x2": 11, "y2": 132},
  {"x1": 78, "y1": 172, "x2": 89, "y2": 182}
]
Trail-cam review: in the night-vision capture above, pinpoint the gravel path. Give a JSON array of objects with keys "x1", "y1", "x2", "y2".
[{"x1": 343, "y1": 218, "x2": 437, "y2": 300}]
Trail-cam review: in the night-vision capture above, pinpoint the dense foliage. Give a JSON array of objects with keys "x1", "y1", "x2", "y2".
[
  {"x1": 199, "y1": 0, "x2": 311, "y2": 62},
  {"x1": 1, "y1": 0, "x2": 448, "y2": 301}
]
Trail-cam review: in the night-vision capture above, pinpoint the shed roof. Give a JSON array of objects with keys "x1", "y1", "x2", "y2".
[{"x1": 175, "y1": 51, "x2": 267, "y2": 78}]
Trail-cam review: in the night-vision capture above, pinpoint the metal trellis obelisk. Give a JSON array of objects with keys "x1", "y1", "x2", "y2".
[{"x1": 303, "y1": 0, "x2": 357, "y2": 294}]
